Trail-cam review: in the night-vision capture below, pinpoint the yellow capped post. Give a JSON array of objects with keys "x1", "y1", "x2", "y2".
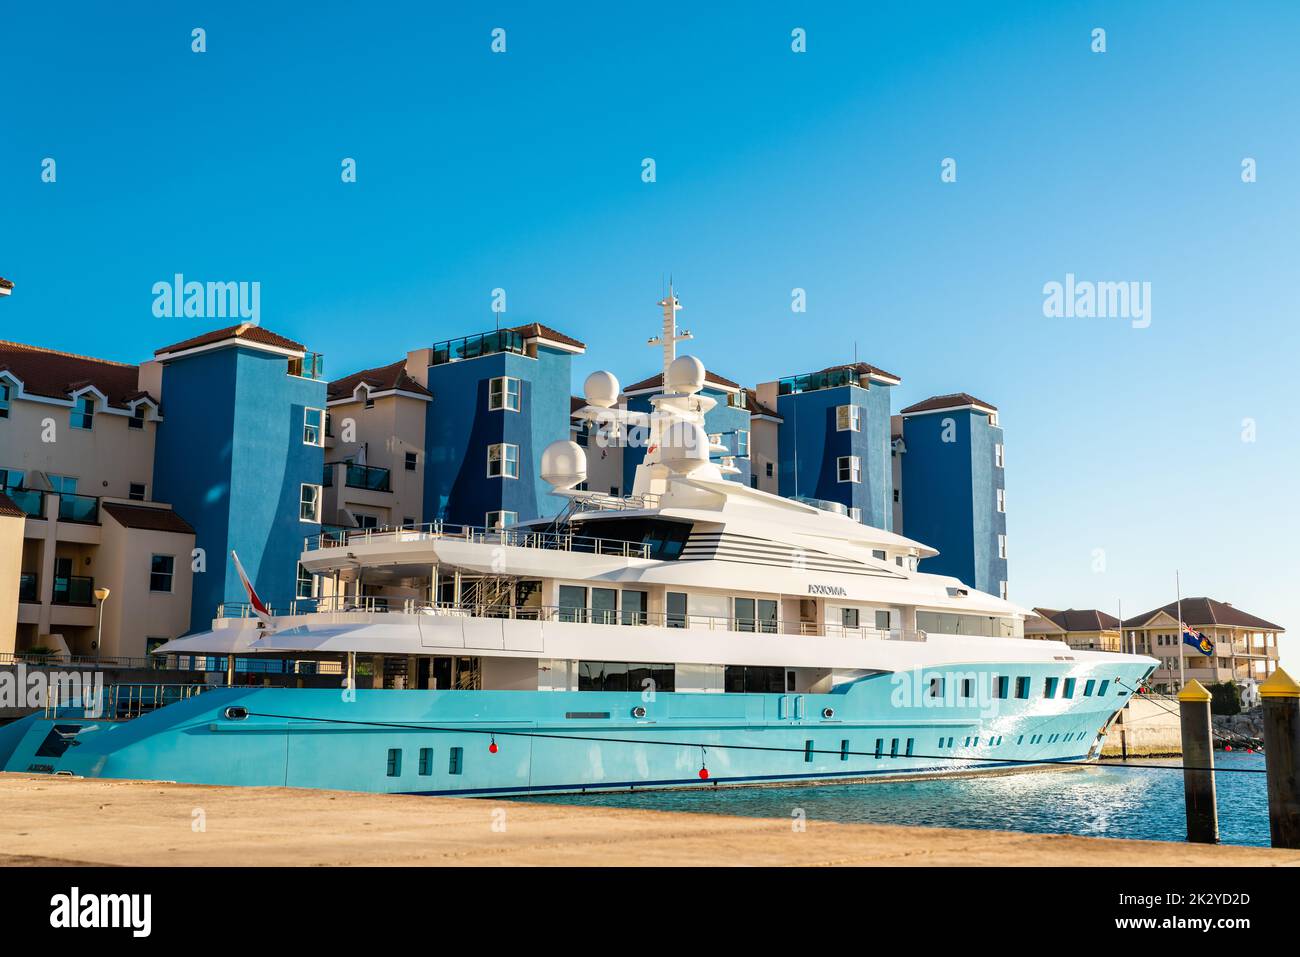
[
  {"x1": 1261, "y1": 667, "x2": 1300, "y2": 848},
  {"x1": 1259, "y1": 668, "x2": 1300, "y2": 700},
  {"x1": 1178, "y1": 679, "x2": 1212, "y2": 703}
]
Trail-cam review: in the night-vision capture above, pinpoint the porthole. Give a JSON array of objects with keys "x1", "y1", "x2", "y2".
[
  {"x1": 821, "y1": 707, "x2": 835, "y2": 719},
  {"x1": 223, "y1": 706, "x2": 248, "y2": 721},
  {"x1": 631, "y1": 706, "x2": 647, "y2": 718}
]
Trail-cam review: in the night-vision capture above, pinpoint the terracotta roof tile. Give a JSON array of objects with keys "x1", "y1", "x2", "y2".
[
  {"x1": 328, "y1": 360, "x2": 432, "y2": 401},
  {"x1": 1034, "y1": 607, "x2": 1121, "y2": 632},
  {"x1": 155, "y1": 323, "x2": 305, "y2": 357},
  {"x1": 0, "y1": 491, "x2": 25, "y2": 518},
  {"x1": 508, "y1": 322, "x2": 585, "y2": 350},
  {"x1": 0, "y1": 340, "x2": 144, "y2": 410},
  {"x1": 102, "y1": 502, "x2": 195, "y2": 534},
  {"x1": 0, "y1": 277, "x2": 13, "y2": 292},
  {"x1": 624, "y1": 369, "x2": 742, "y2": 394},
  {"x1": 901, "y1": 392, "x2": 998, "y2": 415},
  {"x1": 811, "y1": 361, "x2": 901, "y2": 383},
  {"x1": 743, "y1": 388, "x2": 780, "y2": 419}
]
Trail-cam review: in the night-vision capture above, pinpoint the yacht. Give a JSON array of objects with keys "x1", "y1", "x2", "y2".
[{"x1": 0, "y1": 316, "x2": 1157, "y2": 796}]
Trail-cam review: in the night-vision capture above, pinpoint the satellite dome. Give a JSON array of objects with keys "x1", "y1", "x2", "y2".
[
  {"x1": 583, "y1": 370, "x2": 620, "y2": 408},
  {"x1": 665, "y1": 355, "x2": 706, "y2": 394},
  {"x1": 658, "y1": 420, "x2": 710, "y2": 472},
  {"x1": 540, "y1": 440, "x2": 587, "y2": 489}
]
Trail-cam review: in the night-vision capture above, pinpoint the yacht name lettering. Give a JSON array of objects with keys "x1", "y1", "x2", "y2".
[{"x1": 807, "y1": 584, "x2": 848, "y2": 596}]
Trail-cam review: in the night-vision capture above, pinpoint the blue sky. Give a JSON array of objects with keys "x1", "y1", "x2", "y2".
[{"x1": 2, "y1": 2, "x2": 1296, "y2": 657}]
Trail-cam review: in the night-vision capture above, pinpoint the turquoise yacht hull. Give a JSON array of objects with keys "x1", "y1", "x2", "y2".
[{"x1": 1, "y1": 660, "x2": 1151, "y2": 796}]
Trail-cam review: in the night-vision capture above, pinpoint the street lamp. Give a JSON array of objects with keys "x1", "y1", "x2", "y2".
[{"x1": 94, "y1": 587, "x2": 110, "y2": 665}]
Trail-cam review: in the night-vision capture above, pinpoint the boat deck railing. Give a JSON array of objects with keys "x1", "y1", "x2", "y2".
[
  {"x1": 215, "y1": 596, "x2": 928, "y2": 641},
  {"x1": 42, "y1": 682, "x2": 216, "y2": 720},
  {"x1": 303, "y1": 521, "x2": 652, "y2": 559}
]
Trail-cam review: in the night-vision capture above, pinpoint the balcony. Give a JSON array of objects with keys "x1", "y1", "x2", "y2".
[
  {"x1": 345, "y1": 463, "x2": 391, "y2": 493},
  {"x1": 52, "y1": 575, "x2": 95, "y2": 607},
  {"x1": 58, "y1": 492, "x2": 99, "y2": 524},
  {"x1": 288, "y1": 352, "x2": 326, "y2": 380},
  {"x1": 6, "y1": 488, "x2": 45, "y2": 518},
  {"x1": 777, "y1": 366, "x2": 861, "y2": 396},
  {"x1": 430, "y1": 329, "x2": 525, "y2": 366},
  {"x1": 18, "y1": 573, "x2": 38, "y2": 602}
]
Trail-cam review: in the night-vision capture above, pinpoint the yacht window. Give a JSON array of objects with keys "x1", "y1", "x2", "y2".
[
  {"x1": 872, "y1": 549, "x2": 886, "y2": 561},
  {"x1": 1098, "y1": 679, "x2": 1110, "y2": 696},
  {"x1": 734, "y1": 597, "x2": 756, "y2": 633},
  {"x1": 621, "y1": 589, "x2": 648, "y2": 625},
  {"x1": 1045, "y1": 677, "x2": 1059, "y2": 698},
  {"x1": 841, "y1": 608, "x2": 859, "y2": 629},
  {"x1": 874, "y1": 610, "x2": 891, "y2": 631},
  {"x1": 1083, "y1": 679, "x2": 1096, "y2": 696},
  {"x1": 418, "y1": 748, "x2": 433, "y2": 775},
  {"x1": 1063, "y1": 678, "x2": 1076, "y2": 699},
  {"x1": 666, "y1": 592, "x2": 687, "y2": 628},
  {"x1": 757, "y1": 599, "x2": 778, "y2": 634},
  {"x1": 448, "y1": 747, "x2": 463, "y2": 775},
  {"x1": 558, "y1": 585, "x2": 588, "y2": 623},
  {"x1": 723, "y1": 665, "x2": 785, "y2": 693},
  {"x1": 386, "y1": 749, "x2": 402, "y2": 777},
  {"x1": 591, "y1": 587, "x2": 618, "y2": 624}
]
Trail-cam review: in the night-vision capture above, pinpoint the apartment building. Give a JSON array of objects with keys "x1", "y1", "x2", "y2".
[
  {"x1": 754, "y1": 362, "x2": 900, "y2": 529},
  {"x1": 1122, "y1": 597, "x2": 1283, "y2": 692},
  {"x1": 0, "y1": 339, "x2": 195, "y2": 657},
  {"x1": 898, "y1": 393, "x2": 1007, "y2": 598},
  {"x1": 1024, "y1": 608, "x2": 1122, "y2": 652}
]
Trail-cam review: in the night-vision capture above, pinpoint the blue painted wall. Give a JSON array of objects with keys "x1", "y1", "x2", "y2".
[
  {"x1": 775, "y1": 383, "x2": 894, "y2": 529},
  {"x1": 900, "y1": 409, "x2": 1007, "y2": 596},
  {"x1": 621, "y1": 385, "x2": 751, "y2": 491},
  {"x1": 153, "y1": 344, "x2": 325, "y2": 631},
  {"x1": 423, "y1": 346, "x2": 572, "y2": 526}
]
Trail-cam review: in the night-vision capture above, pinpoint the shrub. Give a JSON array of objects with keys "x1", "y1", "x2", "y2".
[{"x1": 1208, "y1": 681, "x2": 1242, "y2": 716}]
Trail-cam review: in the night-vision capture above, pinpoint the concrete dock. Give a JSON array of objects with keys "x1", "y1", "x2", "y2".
[{"x1": 2, "y1": 773, "x2": 1297, "y2": 866}]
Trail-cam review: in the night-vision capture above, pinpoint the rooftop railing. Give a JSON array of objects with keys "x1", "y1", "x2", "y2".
[
  {"x1": 57, "y1": 492, "x2": 100, "y2": 524},
  {"x1": 289, "y1": 352, "x2": 326, "y2": 380},
  {"x1": 6, "y1": 488, "x2": 45, "y2": 518},
  {"x1": 430, "y1": 329, "x2": 526, "y2": 365},
  {"x1": 214, "y1": 595, "x2": 927, "y2": 641},
  {"x1": 305, "y1": 520, "x2": 652, "y2": 559},
  {"x1": 777, "y1": 366, "x2": 861, "y2": 396}
]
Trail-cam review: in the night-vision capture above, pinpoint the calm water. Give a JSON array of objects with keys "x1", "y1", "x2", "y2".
[{"x1": 520, "y1": 752, "x2": 1271, "y2": 847}]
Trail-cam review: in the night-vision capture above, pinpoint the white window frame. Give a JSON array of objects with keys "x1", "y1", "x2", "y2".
[
  {"x1": 303, "y1": 407, "x2": 325, "y2": 447},
  {"x1": 70, "y1": 395, "x2": 95, "y2": 431},
  {"x1": 996, "y1": 488, "x2": 1006, "y2": 512},
  {"x1": 149, "y1": 553, "x2": 175, "y2": 593},
  {"x1": 296, "y1": 562, "x2": 314, "y2": 599},
  {"x1": 489, "y1": 376, "x2": 522, "y2": 412},
  {"x1": 836, "y1": 404, "x2": 861, "y2": 432},
  {"x1": 994, "y1": 442, "x2": 1004, "y2": 468},
  {"x1": 735, "y1": 429, "x2": 749, "y2": 457},
  {"x1": 837, "y1": 455, "x2": 861, "y2": 483},
  {"x1": 997, "y1": 533, "x2": 1007, "y2": 559},
  {"x1": 299, "y1": 483, "x2": 322, "y2": 523},
  {"x1": 487, "y1": 443, "x2": 519, "y2": 479},
  {"x1": 128, "y1": 482, "x2": 147, "y2": 501},
  {"x1": 486, "y1": 510, "x2": 518, "y2": 529},
  {"x1": 1000, "y1": 580, "x2": 1008, "y2": 600}
]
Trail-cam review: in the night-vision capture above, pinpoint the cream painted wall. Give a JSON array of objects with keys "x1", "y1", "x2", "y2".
[
  {"x1": 0, "y1": 396, "x2": 158, "y2": 500},
  {"x1": 0, "y1": 513, "x2": 22, "y2": 654},
  {"x1": 327, "y1": 393, "x2": 427, "y2": 527},
  {"x1": 97, "y1": 508, "x2": 195, "y2": 656}
]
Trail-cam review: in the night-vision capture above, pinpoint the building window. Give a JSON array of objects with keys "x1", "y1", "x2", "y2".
[
  {"x1": 70, "y1": 395, "x2": 94, "y2": 430},
  {"x1": 995, "y1": 442, "x2": 1004, "y2": 468},
  {"x1": 386, "y1": 748, "x2": 402, "y2": 777},
  {"x1": 893, "y1": 489, "x2": 900, "y2": 502},
  {"x1": 486, "y1": 510, "x2": 517, "y2": 529},
  {"x1": 1015, "y1": 676, "x2": 1030, "y2": 698},
  {"x1": 997, "y1": 534, "x2": 1007, "y2": 559},
  {"x1": 296, "y1": 562, "x2": 313, "y2": 599},
  {"x1": 489, "y1": 376, "x2": 522, "y2": 412},
  {"x1": 765, "y1": 462, "x2": 773, "y2": 477},
  {"x1": 300, "y1": 483, "x2": 322, "y2": 522},
  {"x1": 128, "y1": 408, "x2": 145, "y2": 429},
  {"x1": 836, "y1": 405, "x2": 861, "y2": 432},
  {"x1": 418, "y1": 748, "x2": 433, "y2": 775},
  {"x1": 128, "y1": 482, "x2": 146, "y2": 501},
  {"x1": 405, "y1": 451, "x2": 417, "y2": 471},
  {"x1": 837, "y1": 455, "x2": 861, "y2": 483},
  {"x1": 996, "y1": 488, "x2": 1006, "y2": 512},
  {"x1": 0, "y1": 382, "x2": 9, "y2": 418},
  {"x1": 362, "y1": 388, "x2": 374, "y2": 410},
  {"x1": 999, "y1": 580, "x2": 1008, "y2": 600},
  {"x1": 487, "y1": 443, "x2": 519, "y2": 479},
  {"x1": 735, "y1": 429, "x2": 749, "y2": 457},
  {"x1": 149, "y1": 554, "x2": 175, "y2": 593},
  {"x1": 303, "y1": 407, "x2": 325, "y2": 446},
  {"x1": 48, "y1": 474, "x2": 77, "y2": 493},
  {"x1": 448, "y1": 747, "x2": 463, "y2": 775}
]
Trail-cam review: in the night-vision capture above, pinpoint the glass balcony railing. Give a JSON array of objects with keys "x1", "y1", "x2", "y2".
[
  {"x1": 52, "y1": 575, "x2": 95, "y2": 606},
  {"x1": 58, "y1": 492, "x2": 99, "y2": 524},
  {"x1": 6, "y1": 488, "x2": 45, "y2": 518},
  {"x1": 288, "y1": 352, "x2": 326, "y2": 380},
  {"x1": 345, "y1": 463, "x2": 391, "y2": 492},
  {"x1": 18, "y1": 573, "x2": 38, "y2": 602},
  {"x1": 430, "y1": 329, "x2": 525, "y2": 366},
  {"x1": 777, "y1": 366, "x2": 861, "y2": 396}
]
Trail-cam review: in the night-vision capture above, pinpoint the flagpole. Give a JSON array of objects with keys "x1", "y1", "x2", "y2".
[{"x1": 1177, "y1": 570, "x2": 1184, "y2": 692}]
